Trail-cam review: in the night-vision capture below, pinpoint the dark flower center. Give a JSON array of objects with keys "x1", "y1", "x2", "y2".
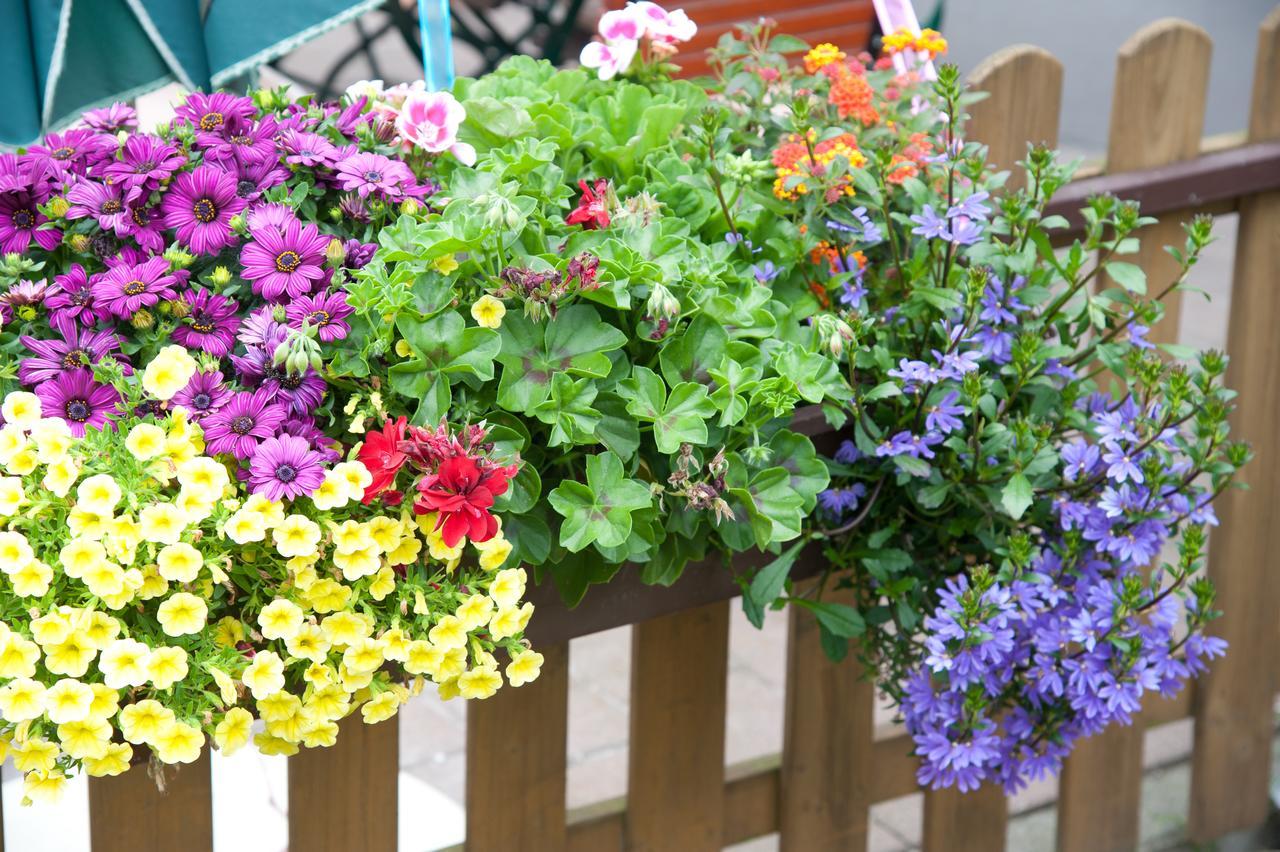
[
  {"x1": 191, "y1": 392, "x2": 212, "y2": 409},
  {"x1": 230, "y1": 415, "x2": 255, "y2": 434},
  {"x1": 193, "y1": 198, "x2": 218, "y2": 223},
  {"x1": 362, "y1": 170, "x2": 383, "y2": 184},
  {"x1": 281, "y1": 374, "x2": 304, "y2": 390},
  {"x1": 230, "y1": 134, "x2": 252, "y2": 146},
  {"x1": 65, "y1": 399, "x2": 90, "y2": 421},
  {"x1": 70, "y1": 290, "x2": 91, "y2": 306},
  {"x1": 191, "y1": 316, "x2": 215, "y2": 333},
  {"x1": 199, "y1": 113, "x2": 224, "y2": 132},
  {"x1": 52, "y1": 146, "x2": 75, "y2": 160},
  {"x1": 101, "y1": 199, "x2": 122, "y2": 214},
  {"x1": 306, "y1": 310, "x2": 331, "y2": 326},
  {"x1": 236, "y1": 180, "x2": 257, "y2": 198},
  {"x1": 62, "y1": 348, "x2": 88, "y2": 369},
  {"x1": 135, "y1": 160, "x2": 156, "y2": 173},
  {"x1": 274, "y1": 463, "x2": 298, "y2": 483},
  {"x1": 123, "y1": 280, "x2": 147, "y2": 296},
  {"x1": 131, "y1": 208, "x2": 151, "y2": 227},
  {"x1": 12, "y1": 209, "x2": 33, "y2": 229},
  {"x1": 275, "y1": 251, "x2": 301, "y2": 273}
]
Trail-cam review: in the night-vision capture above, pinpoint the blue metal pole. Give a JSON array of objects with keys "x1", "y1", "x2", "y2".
[{"x1": 417, "y1": 0, "x2": 455, "y2": 90}]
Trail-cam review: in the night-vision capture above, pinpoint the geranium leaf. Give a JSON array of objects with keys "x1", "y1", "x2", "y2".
[{"x1": 547, "y1": 452, "x2": 653, "y2": 552}]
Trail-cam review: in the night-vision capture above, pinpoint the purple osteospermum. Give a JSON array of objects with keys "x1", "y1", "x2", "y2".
[
  {"x1": 261, "y1": 367, "x2": 326, "y2": 416},
  {"x1": 285, "y1": 290, "x2": 352, "y2": 342},
  {"x1": 245, "y1": 203, "x2": 296, "y2": 234},
  {"x1": 19, "y1": 323, "x2": 127, "y2": 385},
  {"x1": 161, "y1": 165, "x2": 248, "y2": 256},
  {"x1": 234, "y1": 157, "x2": 290, "y2": 201},
  {"x1": 45, "y1": 265, "x2": 106, "y2": 328},
  {"x1": 340, "y1": 238, "x2": 376, "y2": 270},
  {"x1": 198, "y1": 114, "x2": 279, "y2": 168},
  {"x1": 333, "y1": 152, "x2": 416, "y2": 199},
  {"x1": 202, "y1": 387, "x2": 288, "y2": 459},
  {"x1": 91, "y1": 256, "x2": 178, "y2": 319},
  {"x1": 0, "y1": 190, "x2": 61, "y2": 254},
  {"x1": 175, "y1": 92, "x2": 256, "y2": 136},
  {"x1": 27, "y1": 130, "x2": 117, "y2": 177},
  {"x1": 103, "y1": 134, "x2": 186, "y2": 194},
  {"x1": 80, "y1": 102, "x2": 138, "y2": 133},
  {"x1": 240, "y1": 217, "x2": 330, "y2": 301},
  {"x1": 35, "y1": 369, "x2": 120, "y2": 436},
  {"x1": 66, "y1": 180, "x2": 129, "y2": 230},
  {"x1": 118, "y1": 203, "x2": 166, "y2": 253},
  {"x1": 170, "y1": 370, "x2": 232, "y2": 420},
  {"x1": 236, "y1": 306, "x2": 289, "y2": 349},
  {"x1": 279, "y1": 416, "x2": 342, "y2": 463},
  {"x1": 171, "y1": 289, "x2": 240, "y2": 356},
  {"x1": 247, "y1": 434, "x2": 326, "y2": 501},
  {"x1": 279, "y1": 130, "x2": 337, "y2": 167}
]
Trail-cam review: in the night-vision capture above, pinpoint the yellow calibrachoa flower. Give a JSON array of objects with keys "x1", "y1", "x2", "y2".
[
  {"x1": 333, "y1": 542, "x2": 380, "y2": 581},
  {"x1": 147, "y1": 646, "x2": 189, "y2": 689},
  {"x1": 212, "y1": 617, "x2": 246, "y2": 648},
  {"x1": 361, "y1": 691, "x2": 401, "y2": 724},
  {"x1": 23, "y1": 769, "x2": 68, "y2": 804},
  {"x1": 177, "y1": 457, "x2": 230, "y2": 501},
  {"x1": 142, "y1": 345, "x2": 199, "y2": 401},
  {"x1": 489, "y1": 567, "x2": 527, "y2": 609},
  {"x1": 214, "y1": 707, "x2": 253, "y2": 754},
  {"x1": 273, "y1": 514, "x2": 321, "y2": 557},
  {"x1": 440, "y1": 647, "x2": 470, "y2": 682},
  {"x1": 13, "y1": 738, "x2": 60, "y2": 773},
  {"x1": 31, "y1": 417, "x2": 74, "y2": 463},
  {"x1": 125, "y1": 422, "x2": 168, "y2": 460},
  {"x1": 83, "y1": 742, "x2": 133, "y2": 777},
  {"x1": 369, "y1": 566, "x2": 396, "y2": 600},
  {"x1": 76, "y1": 473, "x2": 122, "y2": 515},
  {"x1": 476, "y1": 535, "x2": 513, "y2": 571},
  {"x1": 0, "y1": 530, "x2": 34, "y2": 571},
  {"x1": 0, "y1": 425, "x2": 29, "y2": 465},
  {"x1": 11, "y1": 559, "x2": 53, "y2": 597},
  {"x1": 386, "y1": 532, "x2": 423, "y2": 567},
  {"x1": 428, "y1": 615, "x2": 467, "y2": 650},
  {"x1": 88, "y1": 683, "x2": 120, "y2": 719},
  {"x1": 0, "y1": 677, "x2": 46, "y2": 722},
  {"x1": 0, "y1": 475, "x2": 24, "y2": 515},
  {"x1": 157, "y1": 542, "x2": 203, "y2": 583},
  {"x1": 5, "y1": 444, "x2": 38, "y2": 475},
  {"x1": 44, "y1": 678, "x2": 95, "y2": 723},
  {"x1": 57, "y1": 717, "x2": 111, "y2": 760},
  {"x1": 0, "y1": 634, "x2": 41, "y2": 678},
  {"x1": 404, "y1": 641, "x2": 444, "y2": 677},
  {"x1": 157, "y1": 592, "x2": 208, "y2": 636},
  {"x1": 82, "y1": 560, "x2": 126, "y2": 598},
  {"x1": 44, "y1": 632, "x2": 96, "y2": 677},
  {"x1": 506, "y1": 650, "x2": 544, "y2": 687},
  {"x1": 243, "y1": 650, "x2": 286, "y2": 700},
  {"x1": 258, "y1": 598, "x2": 304, "y2": 641},
  {"x1": 304, "y1": 578, "x2": 351, "y2": 613},
  {"x1": 457, "y1": 665, "x2": 502, "y2": 699},
  {"x1": 470, "y1": 294, "x2": 507, "y2": 329},
  {"x1": 286, "y1": 624, "x2": 330, "y2": 662},
  {"x1": 30, "y1": 612, "x2": 71, "y2": 646},
  {"x1": 457, "y1": 594, "x2": 494, "y2": 631},
  {"x1": 225, "y1": 509, "x2": 268, "y2": 543},
  {"x1": 119, "y1": 699, "x2": 175, "y2": 744},
  {"x1": 1, "y1": 391, "x2": 41, "y2": 427},
  {"x1": 309, "y1": 473, "x2": 348, "y2": 510},
  {"x1": 59, "y1": 538, "x2": 104, "y2": 578},
  {"x1": 332, "y1": 461, "x2": 373, "y2": 501},
  {"x1": 154, "y1": 720, "x2": 203, "y2": 764},
  {"x1": 42, "y1": 456, "x2": 80, "y2": 497},
  {"x1": 209, "y1": 666, "x2": 238, "y2": 705},
  {"x1": 139, "y1": 502, "x2": 187, "y2": 545},
  {"x1": 320, "y1": 611, "x2": 370, "y2": 646},
  {"x1": 341, "y1": 637, "x2": 385, "y2": 674}
]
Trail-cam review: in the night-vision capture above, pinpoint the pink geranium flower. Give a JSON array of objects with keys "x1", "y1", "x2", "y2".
[
  {"x1": 580, "y1": 38, "x2": 638, "y2": 81},
  {"x1": 395, "y1": 91, "x2": 476, "y2": 166},
  {"x1": 631, "y1": 1, "x2": 697, "y2": 43}
]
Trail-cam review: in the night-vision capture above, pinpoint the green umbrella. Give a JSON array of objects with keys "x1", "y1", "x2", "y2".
[{"x1": 0, "y1": 0, "x2": 383, "y2": 146}]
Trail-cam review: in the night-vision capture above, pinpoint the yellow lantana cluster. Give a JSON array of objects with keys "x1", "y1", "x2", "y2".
[{"x1": 0, "y1": 388, "x2": 539, "y2": 803}]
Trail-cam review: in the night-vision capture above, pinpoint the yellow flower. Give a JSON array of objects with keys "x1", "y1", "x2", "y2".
[
  {"x1": 369, "y1": 566, "x2": 396, "y2": 601},
  {"x1": 259, "y1": 598, "x2": 304, "y2": 641},
  {"x1": 42, "y1": 457, "x2": 80, "y2": 497},
  {"x1": 5, "y1": 445, "x2": 38, "y2": 476},
  {"x1": 490, "y1": 604, "x2": 527, "y2": 641},
  {"x1": 506, "y1": 650, "x2": 544, "y2": 687},
  {"x1": 119, "y1": 699, "x2": 175, "y2": 744},
  {"x1": 10, "y1": 559, "x2": 52, "y2": 597},
  {"x1": 253, "y1": 732, "x2": 299, "y2": 757},
  {"x1": 470, "y1": 294, "x2": 507, "y2": 329},
  {"x1": 82, "y1": 559, "x2": 126, "y2": 598},
  {"x1": 44, "y1": 678, "x2": 95, "y2": 723},
  {"x1": 154, "y1": 720, "x2": 204, "y2": 764},
  {"x1": 306, "y1": 684, "x2": 348, "y2": 720},
  {"x1": 57, "y1": 716, "x2": 112, "y2": 759},
  {"x1": 142, "y1": 345, "x2": 199, "y2": 401},
  {"x1": 458, "y1": 665, "x2": 502, "y2": 699},
  {"x1": 488, "y1": 567, "x2": 527, "y2": 609},
  {"x1": 58, "y1": 538, "x2": 104, "y2": 579},
  {"x1": 23, "y1": 769, "x2": 68, "y2": 803},
  {"x1": 31, "y1": 417, "x2": 74, "y2": 463},
  {"x1": 437, "y1": 678, "x2": 460, "y2": 701},
  {"x1": 88, "y1": 683, "x2": 120, "y2": 720},
  {"x1": 301, "y1": 719, "x2": 339, "y2": 748},
  {"x1": 147, "y1": 646, "x2": 189, "y2": 690},
  {"x1": 334, "y1": 543, "x2": 381, "y2": 581},
  {"x1": 309, "y1": 473, "x2": 348, "y2": 510},
  {"x1": 157, "y1": 592, "x2": 208, "y2": 636},
  {"x1": 386, "y1": 533, "x2": 423, "y2": 567},
  {"x1": 360, "y1": 691, "x2": 400, "y2": 724},
  {"x1": 459, "y1": 594, "x2": 496, "y2": 631},
  {"x1": 0, "y1": 634, "x2": 40, "y2": 678},
  {"x1": 139, "y1": 502, "x2": 187, "y2": 545},
  {"x1": 157, "y1": 542, "x2": 203, "y2": 583},
  {"x1": 30, "y1": 612, "x2": 71, "y2": 647},
  {"x1": 67, "y1": 506, "x2": 109, "y2": 540},
  {"x1": 44, "y1": 632, "x2": 96, "y2": 677},
  {"x1": 428, "y1": 615, "x2": 468, "y2": 649},
  {"x1": 83, "y1": 742, "x2": 133, "y2": 777},
  {"x1": 273, "y1": 514, "x2": 321, "y2": 558},
  {"x1": 76, "y1": 473, "x2": 122, "y2": 515},
  {"x1": 331, "y1": 519, "x2": 373, "y2": 554},
  {"x1": 320, "y1": 611, "x2": 371, "y2": 646},
  {"x1": 332, "y1": 461, "x2": 373, "y2": 501},
  {"x1": 81, "y1": 610, "x2": 121, "y2": 648},
  {"x1": 13, "y1": 738, "x2": 60, "y2": 773},
  {"x1": 285, "y1": 623, "x2": 329, "y2": 662},
  {"x1": 242, "y1": 650, "x2": 285, "y2": 700},
  {"x1": 476, "y1": 535, "x2": 513, "y2": 571},
  {"x1": 303, "y1": 662, "x2": 334, "y2": 689},
  {"x1": 209, "y1": 666, "x2": 238, "y2": 706},
  {"x1": 177, "y1": 457, "x2": 230, "y2": 501},
  {"x1": 0, "y1": 475, "x2": 24, "y2": 515},
  {"x1": 404, "y1": 641, "x2": 444, "y2": 676},
  {"x1": 338, "y1": 663, "x2": 374, "y2": 692},
  {"x1": 0, "y1": 530, "x2": 34, "y2": 572},
  {"x1": 1, "y1": 391, "x2": 41, "y2": 427},
  {"x1": 0, "y1": 425, "x2": 29, "y2": 465},
  {"x1": 342, "y1": 637, "x2": 385, "y2": 674},
  {"x1": 106, "y1": 515, "x2": 143, "y2": 565},
  {"x1": 257, "y1": 691, "x2": 302, "y2": 722},
  {"x1": 244, "y1": 494, "x2": 286, "y2": 526},
  {"x1": 225, "y1": 509, "x2": 268, "y2": 544},
  {"x1": 138, "y1": 564, "x2": 169, "y2": 599},
  {"x1": 214, "y1": 707, "x2": 253, "y2": 754},
  {"x1": 305, "y1": 578, "x2": 351, "y2": 614},
  {"x1": 365, "y1": 516, "x2": 402, "y2": 553},
  {"x1": 432, "y1": 253, "x2": 459, "y2": 274},
  {"x1": 0, "y1": 677, "x2": 45, "y2": 722},
  {"x1": 213, "y1": 616, "x2": 245, "y2": 648},
  {"x1": 125, "y1": 422, "x2": 168, "y2": 460}
]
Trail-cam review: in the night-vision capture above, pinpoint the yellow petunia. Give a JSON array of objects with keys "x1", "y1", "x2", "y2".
[
  {"x1": 99, "y1": 638, "x2": 152, "y2": 689},
  {"x1": 57, "y1": 717, "x2": 112, "y2": 760},
  {"x1": 125, "y1": 422, "x2": 168, "y2": 460},
  {"x1": 320, "y1": 611, "x2": 371, "y2": 647},
  {"x1": 360, "y1": 691, "x2": 400, "y2": 724},
  {"x1": 119, "y1": 699, "x2": 175, "y2": 744},
  {"x1": 0, "y1": 677, "x2": 45, "y2": 722},
  {"x1": 0, "y1": 425, "x2": 29, "y2": 465},
  {"x1": 333, "y1": 543, "x2": 380, "y2": 581},
  {"x1": 341, "y1": 637, "x2": 385, "y2": 674},
  {"x1": 82, "y1": 560, "x2": 126, "y2": 598},
  {"x1": 456, "y1": 594, "x2": 494, "y2": 631},
  {"x1": 470, "y1": 294, "x2": 507, "y2": 329},
  {"x1": 209, "y1": 666, "x2": 239, "y2": 706},
  {"x1": 83, "y1": 742, "x2": 133, "y2": 777},
  {"x1": 0, "y1": 475, "x2": 24, "y2": 515},
  {"x1": 157, "y1": 542, "x2": 203, "y2": 583},
  {"x1": 76, "y1": 473, "x2": 122, "y2": 515},
  {"x1": 457, "y1": 665, "x2": 502, "y2": 699},
  {"x1": 1, "y1": 391, "x2": 41, "y2": 427},
  {"x1": 488, "y1": 567, "x2": 527, "y2": 609},
  {"x1": 368, "y1": 566, "x2": 396, "y2": 601},
  {"x1": 285, "y1": 623, "x2": 329, "y2": 663},
  {"x1": 242, "y1": 650, "x2": 285, "y2": 700},
  {"x1": 13, "y1": 738, "x2": 59, "y2": 773},
  {"x1": 44, "y1": 678, "x2": 95, "y2": 723},
  {"x1": 154, "y1": 719, "x2": 204, "y2": 764},
  {"x1": 10, "y1": 560, "x2": 52, "y2": 597},
  {"x1": 142, "y1": 345, "x2": 199, "y2": 401},
  {"x1": 225, "y1": 509, "x2": 268, "y2": 544},
  {"x1": 506, "y1": 650, "x2": 544, "y2": 687},
  {"x1": 258, "y1": 598, "x2": 304, "y2": 641},
  {"x1": 42, "y1": 457, "x2": 80, "y2": 498},
  {"x1": 428, "y1": 615, "x2": 468, "y2": 650},
  {"x1": 273, "y1": 514, "x2": 321, "y2": 558},
  {"x1": 147, "y1": 646, "x2": 189, "y2": 690},
  {"x1": 309, "y1": 473, "x2": 348, "y2": 510},
  {"x1": 43, "y1": 632, "x2": 96, "y2": 677},
  {"x1": 214, "y1": 707, "x2": 253, "y2": 755},
  {"x1": 139, "y1": 502, "x2": 187, "y2": 545},
  {"x1": 331, "y1": 461, "x2": 372, "y2": 501},
  {"x1": 0, "y1": 634, "x2": 41, "y2": 678},
  {"x1": 0, "y1": 530, "x2": 34, "y2": 572},
  {"x1": 476, "y1": 535, "x2": 513, "y2": 571},
  {"x1": 305, "y1": 578, "x2": 351, "y2": 614},
  {"x1": 212, "y1": 616, "x2": 246, "y2": 649},
  {"x1": 156, "y1": 592, "x2": 208, "y2": 637},
  {"x1": 23, "y1": 769, "x2": 68, "y2": 803}
]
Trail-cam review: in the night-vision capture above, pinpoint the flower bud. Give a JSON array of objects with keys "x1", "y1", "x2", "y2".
[
  {"x1": 399, "y1": 199, "x2": 420, "y2": 216},
  {"x1": 130, "y1": 309, "x2": 155, "y2": 330},
  {"x1": 16, "y1": 305, "x2": 36, "y2": 322},
  {"x1": 163, "y1": 246, "x2": 194, "y2": 268},
  {"x1": 46, "y1": 197, "x2": 69, "y2": 218},
  {"x1": 646, "y1": 282, "x2": 680, "y2": 320},
  {"x1": 209, "y1": 266, "x2": 232, "y2": 287},
  {"x1": 272, "y1": 340, "x2": 290, "y2": 367},
  {"x1": 68, "y1": 234, "x2": 92, "y2": 253},
  {"x1": 325, "y1": 239, "x2": 347, "y2": 268},
  {"x1": 228, "y1": 214, "x2": 246, "y2": 232},
  {"x1": 168, "y1": 298, "x2": 190, "y2": 320}
]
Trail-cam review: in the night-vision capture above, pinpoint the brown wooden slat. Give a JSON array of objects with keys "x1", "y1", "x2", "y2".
[
  {"x1": 626, "y1": 601, "x2": 730, "y2": 851},
  {"x1": 465, "y1": 642, "x2": 569, "y2": 851},
  {"x1": 965, "y1": 45, "x2": 1063, "y2": 190},
  {"x1": 922, "y1": 783, "x2": 1008, "y2": 852},
  {"x1": 779, "y1": 580, "x2": 873, "y2": 850},
  {"x1": 89, "y1": 750, "x2": 213, "y2": 852},
  {"x1": 288, "y1": 714, "x2": 398, "y2": 852},
  {"x1": 1190, "y1": 6, "x2": 1280, "y2": 842}
]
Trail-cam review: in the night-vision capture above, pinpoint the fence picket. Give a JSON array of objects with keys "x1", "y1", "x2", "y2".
[
  {"x1": 922, "y1": 782, "x2": 1007, "y2": 852},
  {"x1": 466, "y1": 641, "x2": 569, "y2": 851},
  {"x1": 779, "y1": 578, "x2": 873, "y2": 851},
  {"x1": 966, "y1": 45, "x2": 1063, "y2": 189},
  {"x1": 288, "y1": 714, "x2": 398, "y2": 852},
  {"x1": 88, "y1": 750, "x2": 213, "y2": 852},
  {"x1": 1189, "y1": 7, "x2": 1280, "y2": 841},
  {"x1": 626, "y1": 600, "x2": 730, "y2": 852}
]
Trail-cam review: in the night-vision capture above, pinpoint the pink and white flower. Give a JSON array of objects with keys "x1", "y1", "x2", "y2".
[
  {"x1": 631, "y1": 2, "x2": 697, "y2": 43},
  {"x1": 580, "y1": 3, "x2": 696, "y2": 80},
  {"x1": 580, "y1": 38, "x2": 639, "y2": 81},
  {"x1": 395, "y1": 90, "x2": 476, "y2": 166}
]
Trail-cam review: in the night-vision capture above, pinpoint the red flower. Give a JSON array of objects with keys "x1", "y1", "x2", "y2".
[
  {"x1": 566, "y1": 179, "x2": 610, "y2": 229},
  {"x1": 413, "y1": 454, "x2": 516, "y2": 547},
  {"x1": 358, "y1": 417, "x2": 408, "y2": 504}
]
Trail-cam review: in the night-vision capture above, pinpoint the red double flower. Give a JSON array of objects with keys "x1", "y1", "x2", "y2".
[
  {"x1": 566, "y1": 179, "x2": 611, "y2": 229},
  {"x1": 357, "y1": 416, "x2": 408, "y2": 504}
]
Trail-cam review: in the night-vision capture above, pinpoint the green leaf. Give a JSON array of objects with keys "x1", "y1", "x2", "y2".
[
  {"x1": 546, "y1": 549, "x2": 621, "y2": 607},
  {"x1": 793, "y1": 599, "x2": 865, "y2": 638},
  {"x1": 532, "y1": 374, "x2": 601, "y2": 447},
  {"x1": 618, "y1": 366, "x2": 716, "y2": 453},
  {"x1": 744, "y1": 542, "x2": 804, "y2": 628},
  {"x1": 388, "y1": 312, "x2": 500, "y2": 402},
  {"x1": 547, "y1": 452, "x2": 653, "y2": 552},
  {"x1": 1104, "y1": 261, "x2": 1147, "y2": 294},
  {"x1": 495, "y1": 305, "x2": 627, "y2": 414},
  {"x1": 1001, "y1": 473, "x2": 1034, "y2": 520}
]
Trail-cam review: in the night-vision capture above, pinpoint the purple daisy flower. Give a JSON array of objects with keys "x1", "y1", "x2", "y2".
[
  {"x1": 261, "y1": 367, "x2": 326, "y2": 416},
  {"x1": 236, "y1": 306, "x2": 289, "y2": 349},
  {"x1": 161, "y1": 165, "x2": 248, "y2": 256},
  {"x1": 66, "y1": 180, "x2": 129, "y2": 230},
  {"x1": 247, "y1": 433, "x2": 326, "y2": 501},
  {"x1": 26, "y1": 130, "x2": 117, "y2": 177},
  {"x1": 245, "y1": 203, "x2": 297, "y2": 234},
  {"x1": 333, "y1": 152, "x2": 416, "y2": 199},
  {"x1": 175, "y1": 92, "x2": 256, "y2": 136},
  {"x1": 279, "y1": 130, "x2": 337, "y2": 167},
  {"x1": 19, "y1": 322, "x2": 128, "y2": 385},
  {"x1": 34, "y1": 369, "x2": 120, "y2": 436},
  {"x1": 198, "y1": 114, "x2": 279, "y2": 168},
  {"x1": 279, "y1": 415, "x2": 342, "y2": 463},
  {"x1": 45, "y1": 265, "x2": 106, "y2": 328},
  {"x1": 285, "y1": 290, "x2": 352, "y2": 342},
  {"x1": 202, "y1": 387, "x2": 288, "y2": 459},
  {"x1": 92, "y1": 257, "x2": 177, "y2": 319},
  {"x1": 340, "y1": 238, "x2": 376, "y2": 270},
  {"x1": 233, "y1": 157, "x2": 289, "y2": 201},
  {"x1": 170, "y1": 370, "x2": 233, "y2": 420},
  {"x1": 80, "y1": 103, "x2": 137, "y2": 133},
  {"x1": 0, "y1": 190, "x2": 61, "y2": 254},
  {"x1": 172, "y1": 289, "x2": 240, "y2": 356},
  {"x1": 239, "y1": 217, "x2": 330, "y2": 301},
  {"x1": 118, "y1": 203, "x2": 166, "y2": 253},
  {"x1": 103, "y1": 134, "x2": 186, "y2": 194}
]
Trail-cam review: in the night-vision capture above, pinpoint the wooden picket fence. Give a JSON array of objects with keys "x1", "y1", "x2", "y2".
[{"x1": 10, "y1": 8, "x2": 1280, "y2": 852}]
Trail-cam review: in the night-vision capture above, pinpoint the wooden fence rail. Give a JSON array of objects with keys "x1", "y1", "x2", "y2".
[{"x1": 10, "y1": 8, "x2": 1280, "y2": 852}]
